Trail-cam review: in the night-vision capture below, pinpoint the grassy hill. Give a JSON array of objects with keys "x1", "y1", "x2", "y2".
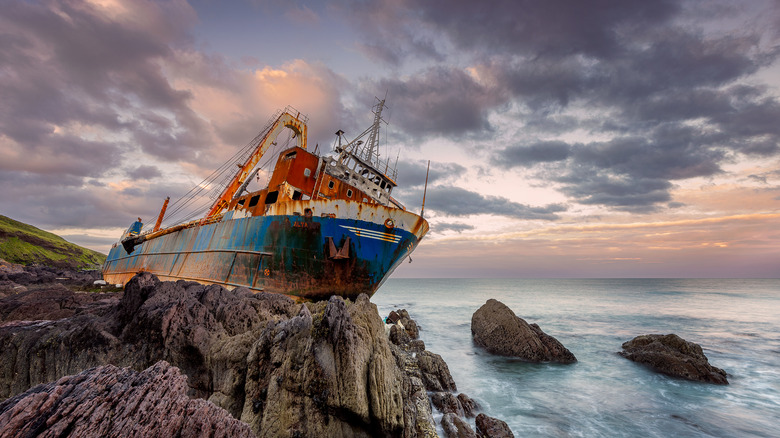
[{"x1": 0, "y1": 215, "x2": 106, "y2": 270}]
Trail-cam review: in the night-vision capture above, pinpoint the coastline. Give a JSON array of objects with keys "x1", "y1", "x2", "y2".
[{"x1": 0, "y1": 269, "x2": 511, "y2": 437}]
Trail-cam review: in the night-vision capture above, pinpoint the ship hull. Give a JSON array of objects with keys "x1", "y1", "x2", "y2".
[{"x1": 102, "y1": 200, "x2": 428, "y2": 301}]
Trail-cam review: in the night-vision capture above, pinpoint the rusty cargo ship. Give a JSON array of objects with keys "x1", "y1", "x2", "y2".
[{"x1": 102, "y1": 100, "x2": 429, "y2": 301}]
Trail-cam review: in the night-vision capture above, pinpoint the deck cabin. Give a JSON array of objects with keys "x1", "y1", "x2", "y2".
[{"x1": 225, "y1": 145, "x2": 403, "y2": 220}]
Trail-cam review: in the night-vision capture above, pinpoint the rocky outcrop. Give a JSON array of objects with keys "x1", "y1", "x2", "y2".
[
  {"x1": 0, "y1": 283, "x2": 120, "y2": 321},
  {"x1": 0, "y1": 260, "x2": 104, "y2": 297},
  {"x1": 441, "y1": 413, "x2": 477, "y2": 438},
  {"x1": 2, "y1": 272, "x2": 485, "y2": 437},
  {"x1": 430, "y1": 392, "x2": 478, "y2": 418},
  {"x1": 0, "y1": 361, "x2": 255, "y2": 438},
  {"x1": 386, "y1": 309, "x2": 509, "y2": 438},
  {"x1": 471, "y1": 299, "x2": 576, "y2": 364},
  {"x1": 619, "y1": 334, "x2": 728, "y2": 384},
  {"x1": 475, "y1": 414, "x2": 514, "y2": 438}
]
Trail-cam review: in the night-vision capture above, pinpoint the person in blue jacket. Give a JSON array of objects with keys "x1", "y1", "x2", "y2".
[{"x1": 127, "y1": 217, "x2": 143, "y2": 237}]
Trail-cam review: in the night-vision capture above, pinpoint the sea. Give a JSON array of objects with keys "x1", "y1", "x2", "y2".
[{"x1": 371, "y1": 278, "x2": 780, "y2": 438}]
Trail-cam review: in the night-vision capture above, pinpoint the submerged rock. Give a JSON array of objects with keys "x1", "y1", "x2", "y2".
[
  {"x1": 0, "y1": 361, "x2": 255, "y2": 438},
  {"x1": 471, "y1": 299, "x2": 576, "y2": 364},
  {"x1": 619, "y1": 334, "x2": 728, "y2": 384}
]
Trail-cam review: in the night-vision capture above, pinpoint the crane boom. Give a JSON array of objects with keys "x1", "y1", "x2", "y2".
[{"x1": 203, "y1": 111, "x2": 307, "y2": 220}]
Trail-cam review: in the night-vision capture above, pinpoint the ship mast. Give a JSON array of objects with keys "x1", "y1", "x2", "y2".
[
  {"x1": 342, "y1": 98, "x2": 387, "y2": 171},
  {"x1": 203, "y1": 109, "x2": 307, "y2": 221},
  {"x1": 362, "y1": 98, "x2": 385, "y2": 167}
]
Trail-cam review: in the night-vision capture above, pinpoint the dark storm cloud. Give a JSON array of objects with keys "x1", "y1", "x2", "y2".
[
  {"x1": 338, "y1": 0, "x2": 445, "y2": 66},
  {"x1": 492, "y1": 141, "x2": 572, "y2": 168},
  {"x1": 367, "y1": 67, "x2": 504, "y2": 138},
  {"x1": 345, "y1": 0, "x2": 780, "y2": 212},
  {"x1": 557, "y1": 174, "x2": 672, "y2": 212},
  {"x1": 432, "y1": 222, "x2": 474, "y2": 234},
  {"x1": 0, "y1": 0, "x2": 221, "y2": 230},
  {"x1": 0, "y1": 0, "x2": 211, "y2": 171},
  {"x1": 506, "y1": 127, "x2": 727, "y2": 210},
  {"x1": 395, "y1": 160, "x2": 466, "y2": 188},
  {"x1": 408, "y1": 185, "x2": 566, "y2": 220}
]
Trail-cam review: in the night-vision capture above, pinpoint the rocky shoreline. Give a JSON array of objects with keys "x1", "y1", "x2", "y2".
[
  {"x1": 0, "y1": 268, "x2": 513, "y2": 437},
  {"x1": 0, "y1": 260, "x2": 730, "y2": 436}
]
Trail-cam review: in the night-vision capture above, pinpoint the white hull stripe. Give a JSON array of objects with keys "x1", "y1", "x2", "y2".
[{"x1": 340, "y1": 225, "x2": 401, "y2": 243}]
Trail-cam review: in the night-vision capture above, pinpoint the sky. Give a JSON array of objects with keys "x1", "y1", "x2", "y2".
[{"x1": 1, "y1": 0, "x2": 779, "y2": 278}]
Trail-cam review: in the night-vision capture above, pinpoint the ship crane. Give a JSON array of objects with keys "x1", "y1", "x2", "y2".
[{"x1": 203, "y1": 110, "x2": 307, "y2": 221}]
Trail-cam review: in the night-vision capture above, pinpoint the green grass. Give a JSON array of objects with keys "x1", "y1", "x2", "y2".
[{"x1": 0, "y1": 215, "x2": 106, "y2": 270}]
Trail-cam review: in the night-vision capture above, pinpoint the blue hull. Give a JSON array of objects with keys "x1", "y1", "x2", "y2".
[{"x1": 103, "y1": 213, "x2": 421, "y2": 300}]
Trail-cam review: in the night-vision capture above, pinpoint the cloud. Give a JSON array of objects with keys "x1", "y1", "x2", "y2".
[
  {"x1": 413, "y1": 185, "x2": 566, "y2": 220},
  {"x1": 556, "y1": 173, "x2": 673, "y2": 212},
  {"x1": 285, "y1": 5, "x2": 319, "y2": 25},
  {"x1": 0, "y1": 0, "x2": 349, "y2": 233},
  {"x1": 492, "y1": 141, "x2": 572, "y2": 168},
  {"x1": 338, "y1": 0, "x2": 445, "y2": 66},
  {"x1": 361, "y1": 66, "x2": 504, "y2": 139},
  {"x1": 431, "y1": 222, "x2": 474, "y2": 234},
  {"x1": 125, "y1": 165, "x2": 162, "y2": 180},
  {"x1": 395, "y1": 159, "x2": 466, "y2": 188},
  {"x1": 0, "y1": 0, "x2": 209, "y2": 173},
  {"x1": 342, "y1": 0, "x2": 780, "y2": 212}
]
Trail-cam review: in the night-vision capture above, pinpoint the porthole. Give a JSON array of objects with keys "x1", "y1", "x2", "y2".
[
  {"x1": 347, "y1": 189, "x2": 353, "y2": 197},
  {"x1": 328, "y1": 180, "x2": 335, "y2": 189}
]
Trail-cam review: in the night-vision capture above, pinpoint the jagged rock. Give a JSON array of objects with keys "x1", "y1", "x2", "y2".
[
  {"x1": 441, "y1": 413, "x2": 477, "y2": 438},
  {"x1": 1, "y1": 272, "x2": 510, "y2": 437},
  {"x1": 0, "y1": 283, "x2": 120, "y2": 322},
  {"x1": 475, "y1": 413, "x2": 514, "y2": 438},
  {"x1": 395, "y1": 309, "x2": 420, "y2": 339},
  {"x1": 431, "y1": 392, "x2": 465, "y2": 416},
  {"x1": 402, "y1": 318, "x2": 419, "y2": 339},
  {"x1": 619, "y1": 334, "x2": 728, "y2": 384},
  {"x1": 390, "y1": 323, "x2": 412, "y2": 345},
  {"x1": 418, "y1": 350, "x2": 457, "y2": 392},
  {"x1": 0, "y1": 259, "x2": 24, "y2": 275},
  {"x1": 408, "y1": 339, "x2": 426, "y2": 352},
  {"x1": 0, "y1": 361, "x2": 255, "y2": 438},
  {"x1": 471, "y1": 299, "x2": 576, "y2": 364},
  {"x1": 458, "y1": 393, "x2": 479, "y2": 417},
  {"x1": 0, "y1": 262, "x2": 102, "y2": 288}
]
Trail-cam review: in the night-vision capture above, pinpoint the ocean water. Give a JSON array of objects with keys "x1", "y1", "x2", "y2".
[{"x1": 371, "y1": 278, "x2": 780, "y2": 438}]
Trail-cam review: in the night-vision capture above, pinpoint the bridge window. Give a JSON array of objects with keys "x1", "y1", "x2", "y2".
[
  {"x1": 328, "y1": 180, "x2": 335, "y2": 189},
  {"x1": 248, "y1": 195, "x2": 260, "y2": 208},
  {"x1": 265, "y1": 191, "x2": 278, "y2": 204}
]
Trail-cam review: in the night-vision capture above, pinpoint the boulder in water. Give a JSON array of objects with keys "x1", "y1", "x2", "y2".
[
  {"x1": 619, "y1": 334, "x2": 728, "y2": 384},
  {"x1": 471, "y1": 299, "x2": 576, "y2": 364}
]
